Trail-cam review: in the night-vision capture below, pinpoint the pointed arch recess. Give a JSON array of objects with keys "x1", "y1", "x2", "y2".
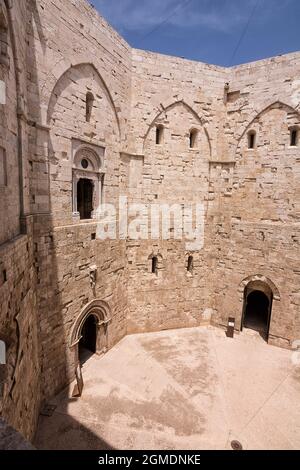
[
  {"x1": 143, "y1": 100, "x2": 211, "y2": 155},
  {"x1": 46, "y1": 62, "x2": 121, "y2": 139},
  {"x1": 236, "y1": 100, "x2": 300, "y2": 150}
]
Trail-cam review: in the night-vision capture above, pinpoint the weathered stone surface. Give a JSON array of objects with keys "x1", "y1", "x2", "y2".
[
  {"x1": 0, "y1": 418, "x2": 35, "y2": 450},
  {"x1": 0, "y1": 0, "x2": 299, "y2": 446}
]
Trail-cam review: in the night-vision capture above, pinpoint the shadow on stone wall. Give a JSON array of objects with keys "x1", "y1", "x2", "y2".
[
  {"x1": 0, "y1": 0, "x2": 113, "y2": 449},
  {"x1": 27, "y1": 0, "x2": 117, "y2": 449}
]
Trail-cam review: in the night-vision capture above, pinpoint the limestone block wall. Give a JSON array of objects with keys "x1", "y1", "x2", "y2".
[
  {"x1": 0, "y1": 223, "x2": 40, "y2": 440},
  {"x1": 127, "y1": 240, "x2": 211, "y2": 334},
  {"x1": 33, "y1": 216, "x2": 128, "y2": 398},
  {"x1": 0, "y1": 0, "x2": 41, "y2": 441},
  {"x1": 0, "y1": 0, "x2": 299, "y2": 446},
  {"x1": 124, "y1": 50, "x2": 228, "y2": 332},
  {"x1": 129, "y1": 49, "x2": 229, "y2": 158},
  {"x1": 46, "y1": 62, "x2": 121, "y2": 225},
  {"x1": 0, "y1": 0, "x2": 19, "y2": 244},
  {"x1": 25, "y1": 0, "x2": 132, "y2": 400},
  {"x1": 207, "y1": 54, "x2": 300, "y2": 347}
]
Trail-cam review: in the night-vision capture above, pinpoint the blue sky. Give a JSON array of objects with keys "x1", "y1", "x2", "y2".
[{"x1": 92, "y1": 0, "x2": 300, "y2": 66}]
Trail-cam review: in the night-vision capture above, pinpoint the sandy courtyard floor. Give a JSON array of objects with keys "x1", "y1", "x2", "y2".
[{"x1": 35, "y1": 326, "x2": 300, "y2": 450}]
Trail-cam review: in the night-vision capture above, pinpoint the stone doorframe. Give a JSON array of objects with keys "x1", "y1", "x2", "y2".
[
  {"x1": 238, "y1": 274, "x2": 281, "y2": 339},
  {"x1": 69, "y1": 300, "x2": 112, "y2": 360},
  {"x1": 72, "y1": 144, "x2": 105, "y2": 220}
]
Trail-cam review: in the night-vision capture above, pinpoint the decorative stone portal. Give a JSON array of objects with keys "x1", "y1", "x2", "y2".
[
  {"x1": 70, "y1": 300, "x2": 111, "y2": 366},
  {"x1": 241, "y1": 279, "x2": 274, "y2": 341},
  {"x1": 72, "y1": 141, "x2": 105, "y2": 220}
]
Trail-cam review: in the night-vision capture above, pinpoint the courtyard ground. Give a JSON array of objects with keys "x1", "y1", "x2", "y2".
[{"x1": 35, "y1": 326, "x2": 300, "y2": 450}]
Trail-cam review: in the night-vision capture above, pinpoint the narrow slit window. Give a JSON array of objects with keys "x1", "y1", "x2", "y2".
[
  {"x1": 156, "y1": 126, "x2": 163, "y2": 145},
  {"x1": 189, "y1": 130, "x2": 198, "y2": 149},
  {"x1": 86, "y1": 92, "x2": 94, "y2": 122},
  {"x1": 152, "y1": 256, "x2": 158, "y2": 275},
  {"x1": 248, "y1": 131, "x2": 256, "y2": 149},
  {"x1": 187, "y1": 256, "x2": 193, "y2": 273},
  {"x1": 290, "y1": 129, "x2": 298, "y2": 147},
  {"x1": 0, "y1": 147, "x2": 7, "y2": 187}
]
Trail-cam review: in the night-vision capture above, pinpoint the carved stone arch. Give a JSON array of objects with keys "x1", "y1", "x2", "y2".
[
  {"x1": 143, "y1": 99, "x2": 211, "y2": 155},
  {"x1": 147, "y1": 251, "x2": 163, "y2": 261},
  {"x1": 46, "y1": 62, "x2": 121, "y2": 139},
  {"x1": 69, "y1": 300, "x2": 111, "y2": 349},
  {"x1": 72, "y1": 144, "x2": 105, "y2": 219},
  {"x1": 74, "y1": 145, "x2": 103, "y2": 172},
  {"x1": 148, "y1": 252, "x2": 163, "y2": 275},
  {"x1": 238, "y1": 274, "x2": 281, "y2": 301},
  {"x1": 236, "y1": 100, "x2": 300, "y2": 150}
]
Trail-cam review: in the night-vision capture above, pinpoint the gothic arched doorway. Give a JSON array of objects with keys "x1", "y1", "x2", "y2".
[
  {"x1": 79, "y1": 314, "x2": 97, "y2": 365},
  {"x1": 241, "y1": 281, "x2": 273, "y2": 341},
  {"x1": 70, "y1": 300, "x2": 111, "y2": 364}
]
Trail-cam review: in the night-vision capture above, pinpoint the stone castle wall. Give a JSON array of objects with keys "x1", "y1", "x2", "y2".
[
  {"x1": 26, "y1": 0, "x2": 132, "y2": 402},
  {"x1": 0, "y1": 0, "x2": 41, "y2": 440},
  {"x1": 210, "y1": 54, "x2": 300, "y2": 347},
  {"x1": 0, "y1": 0, "x2": 299, "y2": 442}
]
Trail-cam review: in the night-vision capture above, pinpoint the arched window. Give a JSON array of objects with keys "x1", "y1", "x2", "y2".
[
  {"x1": 73, "y1": 146, "x2": 103, "y2": 221},
  {"x1": 86, "y1": 92, "x2": 94, "y2": 122},
  {"x1": 189, "y1": 129, "x2": 198, "y2": 149},
  {"x1": 247, "y1": 131, "x2": 256, "y2": 149},
  {"x1": 155, "y1": 125, "x2": 164, "y2": 145},
  {"x1": 187, "y1": 255, "x2": 193, "y2": 273},
  {"x1": 152, "y1": 256, "x2": 158, "y2": 275},
  {"x1": 290, "y1": 128, "x2": 298, "y2": 147}
]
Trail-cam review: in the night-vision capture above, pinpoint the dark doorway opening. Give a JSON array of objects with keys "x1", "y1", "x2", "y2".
[
  {"x1": 79, "y1": 315, "x2": 97, "y2": 365},
  {"x1": 77, "y1": 178, "x2": 94, "y2": 220},
  {"x1": 242, "y1": 290, "x2": 271, "y2": 340}
]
